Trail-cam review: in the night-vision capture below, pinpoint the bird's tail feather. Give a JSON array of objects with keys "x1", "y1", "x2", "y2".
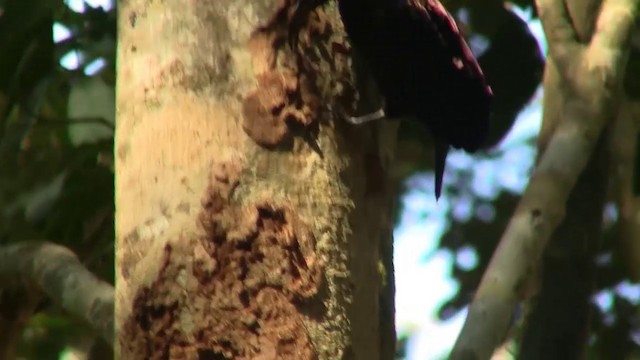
[{"x1": 434, "y1": 138, "x2": 449, "y2": 200}]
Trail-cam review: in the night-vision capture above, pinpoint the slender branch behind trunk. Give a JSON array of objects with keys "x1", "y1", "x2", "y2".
[
  {"x1": 450, "y1": 0, "x2": 639, "y2": 357},
  {"x1": 519, "y1": 1, "x2": 611, "y2": 354},
  {"x1": 519, "y1": 131, "x2": 608, "y2": 359}
]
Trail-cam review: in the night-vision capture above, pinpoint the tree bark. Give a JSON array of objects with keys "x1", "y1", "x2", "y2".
[
  {"x1": 450, "y1": 0, "x2": 639, "y2": 358},
  {"x1": 115, "y1": 1, "x2": 396, "y2": 359},
  {"x1": 518, "y1": 133, "x2": 608, "y2": 359},
  {"x1": 518, "y1": 0, "x2": 610, "y2": 357}
]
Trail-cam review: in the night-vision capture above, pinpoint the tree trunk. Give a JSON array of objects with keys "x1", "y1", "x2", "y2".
[
  {"x1": 519, "y1": 1, "x2": 611, "y2": 356},
  {"x1": 518, "y1": 138, "x2": 607, "y2": 359},
  {"x1": 114, "y1": 1, "x2": 397, "y2": 359},
  {"x1": 519, "y1": 128, "x2": 608, "y2": 359}
]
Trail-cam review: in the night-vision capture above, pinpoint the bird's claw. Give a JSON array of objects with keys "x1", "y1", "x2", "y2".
[
  {"x1": 343, "y1": 108, "x2": 386, "y2": 125},
  {"x1": 334, "y1": 101, "x2": 387, "y2": 125}
]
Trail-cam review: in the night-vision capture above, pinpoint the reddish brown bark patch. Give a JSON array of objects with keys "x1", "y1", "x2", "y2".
[
  {"x1": 242, "y1": 70, "x2": 297, "y2": 147},
  {"x1": 194, "y1": 161, "x2": 323, "y2": 359},
  {"x1": 241, "y1": 1, "x2": 325, "y2": 149},
  {"x1": 121, "y1": 244, "x2": 185, "y2": 359},
  {"x1": 241, "y1": 60, "x2": 321, "y2": 149},
  {"x1": 121, "y1": 160, "x2": 323, "y2": 359}
]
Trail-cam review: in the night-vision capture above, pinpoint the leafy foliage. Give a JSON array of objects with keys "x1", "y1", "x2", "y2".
[{"x1": 0, "y1": 0, "x2": 116, "y2": 357}]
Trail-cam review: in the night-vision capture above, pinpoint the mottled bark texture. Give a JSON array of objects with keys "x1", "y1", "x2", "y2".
[
  {"x1": 115, "y1": 1, "x2": 396, "y2": 359},
  {"x1": 450, "y1": 0, "x2": 639, "y2": 359}
]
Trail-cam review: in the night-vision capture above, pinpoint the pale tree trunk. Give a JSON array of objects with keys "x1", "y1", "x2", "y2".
[
  {"x1": 518, "y1": 0, "x2": 610, "y2": 357},
  {"x1": 518, "y1": 137, "x2": 608, "y2": 359},
  {"x1": 115, "y1": 1, "x2": 396, "y2": 359}
]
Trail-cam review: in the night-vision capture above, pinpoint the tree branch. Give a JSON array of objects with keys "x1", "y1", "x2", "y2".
[
  {"x1": 537, "y1": 0, "x2": 582, "y2": 76},
  {"x1": 0, "y1": 241, "x2": 114, "y2": 346},
  {"x1": 590, "y1": 0, "x2": 637, "y2": 54},
  {"x1": 449, "y1": 0, "x2": 639, "y2": 358}
]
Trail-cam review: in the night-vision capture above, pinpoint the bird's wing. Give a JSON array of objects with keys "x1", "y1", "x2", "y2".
[
  {"x1": 409, "y1": 0, "x2": 488, "y2": 81},
  {"x1": 405, "y1": 0, "x2": 493, "y2": 152}
]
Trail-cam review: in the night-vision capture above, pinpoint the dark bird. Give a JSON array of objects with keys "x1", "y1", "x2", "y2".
[{"x1": 289, "y1": 0, "x2": 493, "y2": 199}]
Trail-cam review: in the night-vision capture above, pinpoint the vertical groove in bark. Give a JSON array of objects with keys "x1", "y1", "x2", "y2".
[
  {"x1": 115, "y1": 0, "x2": 395, "y2": 359},
  {"x1": 373, "y1": 124, "x2": 399, "y2": 360},
  {"x1": 334, "y1": 122, "x2": 399, "y2": 360}
]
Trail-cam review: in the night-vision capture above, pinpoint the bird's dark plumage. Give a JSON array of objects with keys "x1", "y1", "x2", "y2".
[{"x1": 290, "y1": 0, "x2": 493, "y2": 199}]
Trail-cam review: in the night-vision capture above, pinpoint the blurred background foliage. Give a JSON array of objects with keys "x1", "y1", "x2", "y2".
[
  {"x1": 0, "y1": 0, "x2": 638, "y2": 359},
  {"x1": 0, "y1": 0, "x2": 115, "y2": 358}
]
